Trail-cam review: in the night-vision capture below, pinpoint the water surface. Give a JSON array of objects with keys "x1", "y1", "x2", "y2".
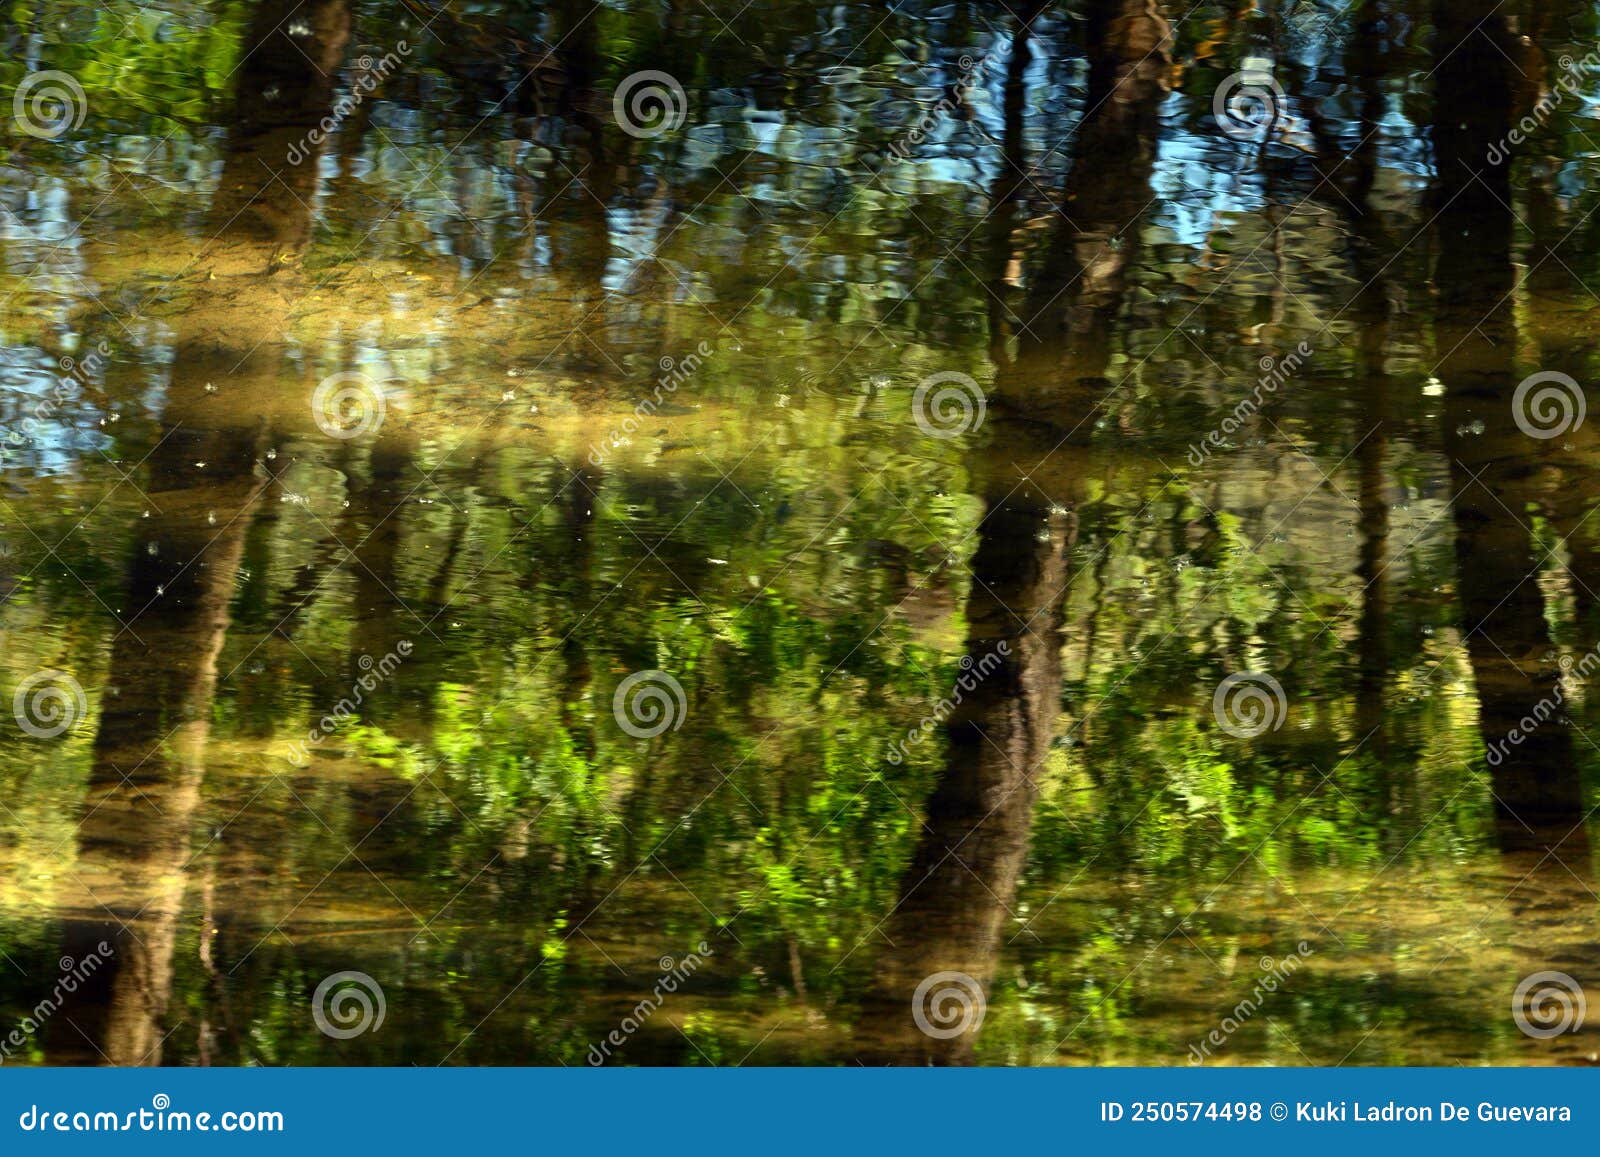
[{"x1": 2, "y1": 0, "x2": 1599, "y2": 1066}]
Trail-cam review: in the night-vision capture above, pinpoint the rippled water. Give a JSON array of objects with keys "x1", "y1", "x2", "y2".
[{"x1": 1, "y1": 0, "x2": 1599, "y2": 1066}]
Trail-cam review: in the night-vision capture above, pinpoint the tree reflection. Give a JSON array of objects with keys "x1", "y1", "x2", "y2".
[
  {"x1": 1, "y1": 0, "x2": 1596, "y2": 1069},
  {"x1": 50, "y1": 0, "x2": 353, "y2": 1064},
  {"x1": 855, "y1": 0, "x2": 1172, "y2": 1064},
  {"x1": 1433, "y1": 0, "x2": 1587, "y2": 862}
]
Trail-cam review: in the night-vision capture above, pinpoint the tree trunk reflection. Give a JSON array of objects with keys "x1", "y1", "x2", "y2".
[
  {"x1": 50, "y1": 0, "x2": 352, "y2": 1065},
  {"x1": 1434, "y1": 0, "x2": 1587, "y2": 862},
  {"x1": 855, "y1": 0, "x2": 1171, "y2": 1064}
]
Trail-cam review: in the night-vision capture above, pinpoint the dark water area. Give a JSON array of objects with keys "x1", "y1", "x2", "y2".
[{"x1": 1, "y1": 0, "x2": 1599, "y2": 1066}]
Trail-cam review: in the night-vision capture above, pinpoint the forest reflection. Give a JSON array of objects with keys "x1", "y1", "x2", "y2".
[{"x1": 1, "y1": 0, "x2": 1598, "y2": 1066}]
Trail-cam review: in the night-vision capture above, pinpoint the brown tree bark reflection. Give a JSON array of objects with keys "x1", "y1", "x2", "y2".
[
  {"x1": 854, "y1": 0, "x2": 1171, "y2": 1064},
  {"x1": 50, "y1": 0, "x2": 352, "y2": 1065}
]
